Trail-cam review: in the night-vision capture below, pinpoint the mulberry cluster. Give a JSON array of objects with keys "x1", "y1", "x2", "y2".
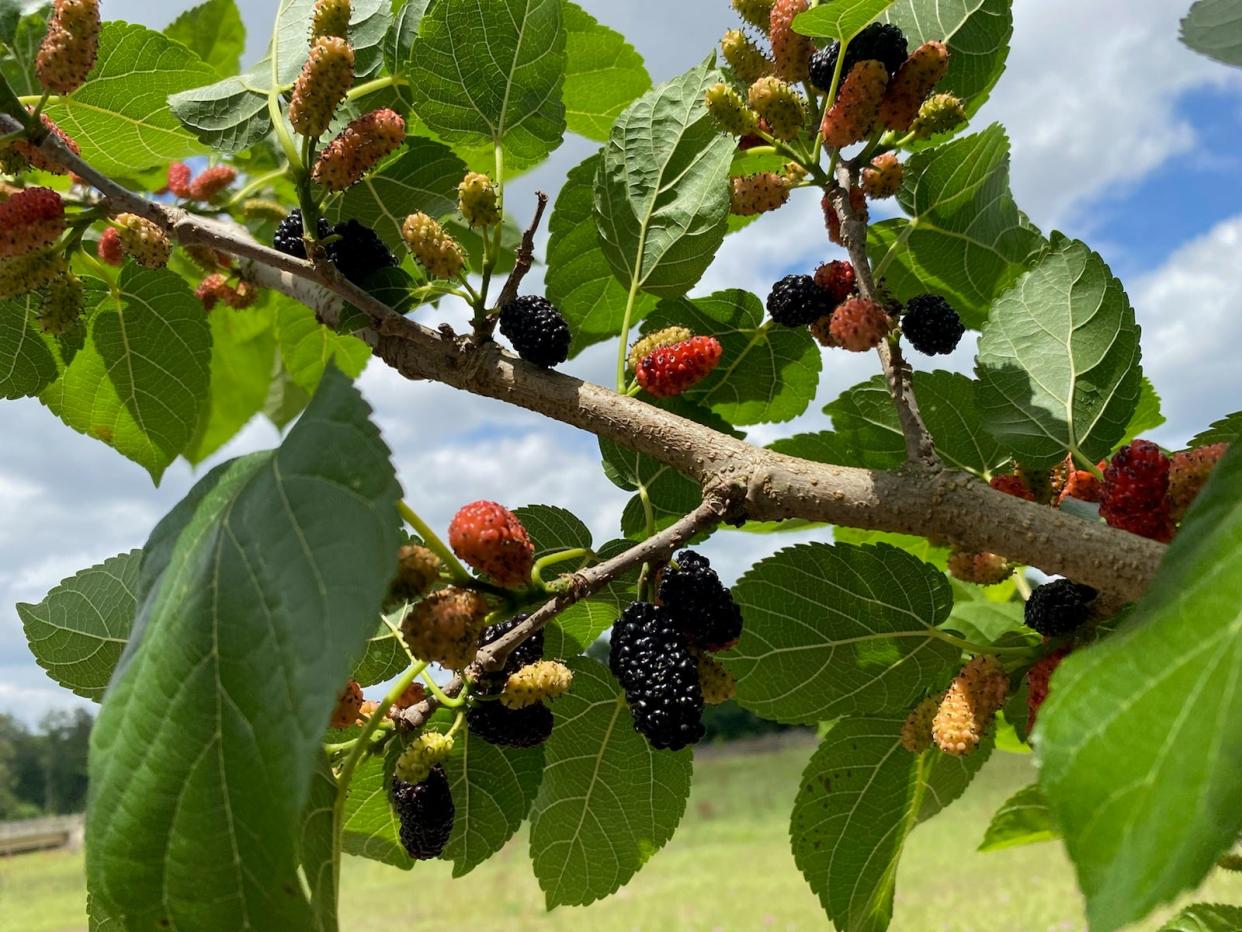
[
  {"x1": 36, "y1": 0, "x2": 100, "y2": 95},
  {"x1": 1168, "y1": 443, "x2": 1229, "y2": 521},
  {"x1": 730, "y1": 172, "x2": 790, "y2": 216},
  {"x1": 501, "y1": 661, "x2": 573, "y2": 709},
  {"x1": 498, "y1": 295, "x2": 572, "y2": 368},
  {"x1": 1100, "y1": 440, "x2": 1173, "y2": 542},
  {"x1": 402, "y1": 211, "x2": 465, "y2": 280},
  {"x1": 720, "y1": 30, "x2": 771, "y2": 85},
  {"x1": 1024, "y1": 579, "x2": 1096, "y2": 638},
  {"x1": 112, "y1": 214, "x2": 170, "y2": 269},
  {"x1": 0, "y1": 188, "x2": 65, "y2": 259},
  {"x1": 635, "y1": 335, "x2": 724, "y2": 398},
  {"x1": 448, "y1": 500, "x2": 534, "y2": 589},
  {"x1": 747, "y1": 76, "x2": 806, "y2": 141},
  {"x1": 901, "y1": 294, "x2": 964, "y2": 356},
  {"x1": 390, "y1": 543, "x2": 443, "y2": 604},
  {"x1": 767, "y1": 274, "x2": 833, "y2": 327},
  {"x1": 390, "y1": 765, "x2": 454, "y2": 860},
  {"x1": 312, "y1": 108, "x2": 406, "y2": 191},
  {"x1": 610, "y1": 603, "x2": 706, "y2": 750},
  {"x1": 330, "y1": 679, "x2": 363, "y2": 728},
  {"x1": 400, "y1": 587, "x2": 489, "y2": 670},
  {"x1": 659, "y1": 551, "x2": 744, "y2": 652},
  {"x1": 288, "y1": 36, "x2": 355, "y2": 138},
  {"x1": 0, "y1": 113, "x2": 81, "y2": 175},
  {"x1": 1026, "y1": 649, "x2": 1068, "y2": 732},
  {"x1": 932, "y1": 655, "x2": 1008, "y2": 756},
  {"x1": 466, "y1": 615, "x2": 556, "y2": 748},
  {"x1": 769, "y1": 0, "x2": 812, "y2": 82},
  {"x1": 809, "y1": 21, "x2": 909, "y2": 93}
]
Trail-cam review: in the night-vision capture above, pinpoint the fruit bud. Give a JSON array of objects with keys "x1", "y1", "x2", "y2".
[
  {"x1": 329, "y1": 679, "x2": 364, "y2": 728},
  {"x1": 457, "y1": 171, "x2": 501, "y2": 227},
  {"x1": 401, "y1": 211, "x2": 466, "y2": 280},
  {"x1": 288, "y1": 36, "x2": 355, "y2": 139},
  {"x1": 947, "y1": 550, "x2": 1014, "y2": 586},
  {"x1": 706, "y1": 82, "x2": 759, "y2": 137},
  {"x1": 747, "y1": 76, "x2": 806, "y2": 141},
  {"x1": 97, "y1": 227, "x2": 123, "y2": 266},
  {"x1": 166, "y1": 162, "x2": 193, "y2": 198},
  {"x1": 312, "y1": 108, "x2": 405, "y2": 191},
  {"x1": 241, "y1": 198, "x2": 290, "y2": 222},
  {"x1": 0, "y1": 112, "x2": 81, "y2": 176},
  {"x1": 878, "y1": 41, "x2": 950, "y2": 132}
]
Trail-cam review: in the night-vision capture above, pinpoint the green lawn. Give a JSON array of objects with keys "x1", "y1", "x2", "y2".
[{"x1": 3, "y1": 739, "x2": 1240, "y2": 931}]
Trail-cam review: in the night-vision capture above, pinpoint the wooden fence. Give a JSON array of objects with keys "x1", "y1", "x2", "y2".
[{"x1": 0, "y1": 814, "x2": 84, "y2": 855}]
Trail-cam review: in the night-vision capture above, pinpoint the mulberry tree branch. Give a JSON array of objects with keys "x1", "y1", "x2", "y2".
[
  {"x1": 17, "y1": 115, "x2": 1168, "y2": 605},
  {"x1": 395, "y1": 489, "x2": 741, "y2": 730},
  {"x1": 829, "y1": 161, "x2": 938, "y2": 467}
]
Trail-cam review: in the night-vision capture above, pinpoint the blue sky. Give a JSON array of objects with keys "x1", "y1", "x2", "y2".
[{"x1": 2, "y1": 0, "x2": 1240, "y2": 723}]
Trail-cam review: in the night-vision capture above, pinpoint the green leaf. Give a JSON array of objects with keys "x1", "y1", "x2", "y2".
[
  {"x1": 978, "y1": 783, "x2": 1057, "y2": 852},
  {"x1": 1161, "y1": 903, "x2": 1242, "y2": 932},
  {"x1": 643, "y1": 290, "x2": 821, "y2": 425},
  {"x1": 1037, "y1": 445, "x2": 1242, "y2": 931},
  {"x1": 301, "y1": 756, "x2": 339, "y2": 932},
  {"x1": 562, "y1": 2, "x2": 652, "y2": 141},
  {"x1": 514, "y1": 504, "x2": 594, "y2": 555},
  {"x1": 914, "y1": 369, "x2": 1010, "y2": 474},
  {"x1": 529, "y1": 657, "x2": 692, "y2": 907},
  {"x1": 0, "y1": 293, "x2": 60, "y2": 399},
  {"x1": 41, "y1": 268, "x2": 211, "y2": 483},
  {"x1": 0, "y1": 6, "x2": 49, "y2": 96},
  {"x1": 85, "y1": 370, "x2": 401, "y2": 928},
  {"x1": 946, "y1": 600, "x2": 1033, "y2": 647},
  {"x1": 404, "y1": 0, "x2": 566, "y2": 169},
  {"x1": 595, "y1": 58, "x2": 736, "y2": 301},
  {"x1": 769, "y1": 430, "x2": 863, "y2": 468},
  {"x1": 275, "y1": 298, "x2": 372, "y2": 395},
  {"x1": 384, "y1": 0, "x2": 434, "y2": 89},
  {"x1": 352, "y1": 614, "x2": 410, "y2": 687},
  {"x1": 170, "y1": 0, "x2": 389, "y2": 152},
  {"x1": 1119, "y1": 376, "x2": 1166, "y2": 447},
  {"x1": 976, "y1": 235, "x2": 1143, "y2": 471},
  {"x1": 264, "y1": 357, "x2": 313, "y2": 429},
  {"x1": 867, "y1": 125, "x2": 1046, "y2": 328},
  {"x1": 791, "y1": 717, "x2": 992, "y2": 931},
  {"x1": 16, "y1": 550, "x2": 140, "y2": 701},
  {"x1": 1181, "y1": 0, "x2": 1242, "y2": 67},
  {"x1": 793, "y1": 0, "x2": 900, "y2": 39},
  {"x1": 185, "y1": 303, "x2": 278, "y2": 465},
  {"x1": 726, "y1": 543, "x2": 960, "y2": 724},
  {"x1": 444, "y1": 729, "x2": 545, "y2": 877},
  {"x1": 341, "y1": 741, "x2": 412, "y2": 869},
  {"x1": 882, "y1": 0, "x2": 1013, "y2": 124},
  {"x1": 546, "y1": 152, "x2": 658, "y2": 356},
  {"x1": 329, "y1": 137, "x2": 467, "y2": 252},
  {"x1": 43, "y1": 23, "x2": 216, "y2": 174},
  {"x1": 164, "y1": 0, "x2": 246, "y2": 78},
  {"x1": 1191, "y1": 410, "x2": 1242, "y2": 448},
  {"x1": 834, "y1": 527, "x2": 950, "y2": 569}
]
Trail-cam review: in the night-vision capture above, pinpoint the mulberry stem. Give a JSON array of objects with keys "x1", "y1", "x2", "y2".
[
  {"x1": 225, "y1": 167, "x2": 290, "y2": 207},
  {"x1": 346, "y1": 75, "x2": 406, "y2": 101},
  {"x1": 531, "y1": 547, "x2": 595, "y2": 589},
  {"x1": 421, "y1": 670, "x2": 468, "y2": 708},
  {"x1": 398, "y1": 500, "x2": 472, "y2": 584}
]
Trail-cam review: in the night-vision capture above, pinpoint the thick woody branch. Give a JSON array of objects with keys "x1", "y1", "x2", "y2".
[
  {"x1": 830, "y1": 162, "x2": 937, "y2": 467},
  {"x1": 396, "y1": 490, "x2": 738, "y2": 730},
  {"x1": 19, "y1": 117, "x2": 1168, "y2": 605}
]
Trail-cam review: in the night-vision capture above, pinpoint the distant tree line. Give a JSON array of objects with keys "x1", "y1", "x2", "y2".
[{"x1": 0, "y1": 709, "x2": 93, "y2": 820}]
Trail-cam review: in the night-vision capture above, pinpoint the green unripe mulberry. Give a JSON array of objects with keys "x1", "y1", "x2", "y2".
[{"x1": 705, "y1": 83, "x2": 758, "y2": 136}]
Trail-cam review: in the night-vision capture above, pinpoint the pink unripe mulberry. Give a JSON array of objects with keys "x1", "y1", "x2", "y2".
[
  {"x1": 730, "y1": 172, "x2": 790, "y2": 216},
  {"x1": 166, "y1": 162, "x2": 193, "y2": 198},
  {"x1": 769, "y1": 0, "x2": 812, "y2": 82},
  {"x1": 35, "y1": 0, "x2": 100, "y2": 95},
  {"x1": 862, "y1": 152, "x2": 902, "y2": 199},
  {"x1": 195, "y1": 273, "x2": 229, "y2": 311},
  {"x1": 288, "y1": 36, "x2": 355, "y2": 139},
  {"x1": 878, "y1": 41, "x2": 950, "y2": 132},
  {"x1": 0, "y1": 188, "x2": 65, "y2": 258},
  {"x1": 829, "y1": 297, "x2": 891, "y2": 351},
  {"x1": 0, "y1": 113, "x2": 81, "y2": 175},
  {"x1": 820, "y1": 60, "x2": 888, "y2": 149},
  {"x1": 312, "y1": 108, "x2": 405, "y2": 191},
  {"x1": 188, "y1": 165, "x2": 237, "y2": 201},
  {"x1": 97, "y1": 227, "x2": 123, "y2": 266}
]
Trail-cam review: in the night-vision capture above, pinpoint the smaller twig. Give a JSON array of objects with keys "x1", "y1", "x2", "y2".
[
  {"x1": 830, "y1": 162, "x2": 938, "y2": 467},
  {"x1": 485, "y1": 191, "x2": 550, "y2": 331},
  {"x1": 396, "y1": 486, "x2": 741, "y2": 730}
]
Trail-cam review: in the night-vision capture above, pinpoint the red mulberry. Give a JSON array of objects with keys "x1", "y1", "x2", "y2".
[
  {"x1": 0, "y1": 188, "x2": 64, "y2": 258},
  {"x1": 878, "y1": 41, "x2": 950, "y2": 132},
  {"x1": 312, "y1": 108, "x2": 405, "y2": 191}
]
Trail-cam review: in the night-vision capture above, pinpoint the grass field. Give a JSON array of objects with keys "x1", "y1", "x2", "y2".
[{"x1": 2, "y1": 738, "x2": 1240, "y2": 931}]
